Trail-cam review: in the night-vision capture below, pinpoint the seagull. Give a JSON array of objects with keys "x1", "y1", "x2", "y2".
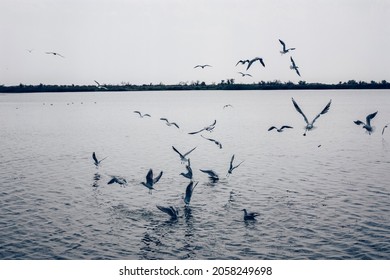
[
  {"x1": 141, "y1": 169, "x2": 163, "y2": 194},
  {"x1": 94, "y1": 80, "x2": 108, "y2": 90},
  {"x1": 107, "y1": 176, "x2": 127, "y2": 186},
  {"x1": 235, "y1": 59, "x2": 250, "y2": 66},
  {"x1": 201, "y1": 135, "x2": 222, "y2": 149},
  {"x1": 134, "y1": 111, "x2": 151, "y2": 118},
  {"x1": 200, "y1": 169, "x2": 219, "y2": 182},
  {"x1": 279, "y1": 39, "x2": 296, "y2": 54},
  {"x1": 382, "y1": 123, "x2": 389, "y2": 135},
  {"x1": 354, "y1": 111, "x2": 378, "y2": 135},
  {"x1": 223, "y1": 104, "x2": 233, "y2": 109},
  {"x1": 46, "y1": 51, "x2": 64, "y2": 58},
  {"x1": 290, "y1": 57, "x2": 301, "y2": 76},
  {"x1": 188, "y1": 120, "x2": 217, "y2": 135},
  {"x1": 172, "y1": 146, "x2": 197, "y2": 164},
  {"x1": 246, "y1": 57, "x2": 265, "y2": 70},
  {"x1": 156, "y1": 205, "x2": 179, "y2": 220},
  {"x1": 292, "y1": 98, "x2": 332, "y2": 136},
  {"x1": 238, "y1": 72, "x2": 252, "y2": 77},
  {"x1": 194, "y1": 64, "x2": 212, "y2": 69},
  {"x1": 242, "y1": 209, "x2": 259, "y2": 221},
  {"x1": 160, "y1": 118, "x2": 179, "y2": 128},
  {"x1": 268, "y1": 125, "x2": 293, "y2": 132},
  {"x1": 184, "y1": 181, "x2": 199, "y2": 205},
  {"x1": 180, "y1": 159, "x2": 193, "y2": 179},
  {"x1": 227, "y1": 154, "x2": 244, "y2": 176},
  {"x1": 92, "y1": 152, "x2": 107, "y2": 167}
]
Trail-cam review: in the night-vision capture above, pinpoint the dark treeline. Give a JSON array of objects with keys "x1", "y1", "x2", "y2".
[{"x1": 1, "y1": 79, "x2": 390, "y2": 93}]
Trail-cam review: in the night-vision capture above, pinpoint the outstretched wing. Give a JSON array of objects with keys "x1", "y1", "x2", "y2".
[
  {"x1": 312, "y1": 99, "x2": 332, "y2": 125},
  {"x1": 354, "y1": 120, "x2": 364, "y2": 126},
  {"x1": 188, "y1": 128, "x2": 205, "y2": 135},
  {"x1": 92, "y1": 152, "x2": 99, "y2": 165},
  {"x1": 183, "y1": 146, "x2": 197, "y2": 157},
  {"x1": 295, "y1": 68, "x2": 301, "y2": 77},
  {"x1": 160, "y1": 118, "x2": 169, "y2": 122},
  {"x1": 134, "y1": 111, "x2": 142, "y2": 116},
  {"x1": 146, "y1": 169, "x2": 153, "y2": 185},
  {"x1": 366, "y1": 111, "x2": 378, "y2": 126},
  {"x1": 153, "y1": 171, "x2": 163, "y2": 184},
  {"x1": 268, "y1": 126, "x2": 277, "y2": 131},
  {"x1": 171, "y1": 122, "x2": 180, "y2": 128},
  {"x1": 290, "y1": 57, "x2": 296, "y2": 67},
  {"x1": 279, "y1": 39, "x2": 286, "y2": 52},
  {"x1": 172, "y1": 146, "x2": 184, "y2": 158},
  {"x1": 236, "y1": 60, "x2": 249, "y2": 66},
  {"x1": 292, "y1": 98, "x2": 309, "y2": 125},
  {"x1": 233, "y1": 160, "x2": 244, "y2": 170},
  {"x1": 156, "y1": 205, "x2": 177, "y2": 218},
  {"x1": 280, "y1": 125, "x2": 293, "y2": 130},
  {"x1": 229, "y1": 155, "x2": 235, "y2": 170}
]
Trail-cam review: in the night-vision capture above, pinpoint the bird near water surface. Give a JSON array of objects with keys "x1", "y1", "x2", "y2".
[
  {"x1": 156, "y1": 205, "x2": 179, "y2": 220},
  {"x1": 242, "y1": 209, "x2": 259, "y2": 221},
  {"x1": 92, "y1": 152, "x2": 107, "y2": 167},
  {"x1": 354, "y1": 111, "x2": 378, "y2": 135},
  {"x1": 141, "y1": 169, "x2": 163, "y2": 194},
  {"x1": 172, "y1": 146, "x2": 197, "y2": 164}
]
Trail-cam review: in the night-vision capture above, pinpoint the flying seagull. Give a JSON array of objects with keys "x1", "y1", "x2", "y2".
[
  {"x1": 242, "y1": 209, "x2": 259, "y2": 221},
  {"x1": 160, "y1": 118, "x2": 179, "y2": 128},
  {"x1": 180, "y1": 159, "x2": 193, "y2": 179},
  {"x1": 238, "y1": 72, "x2": 252, "y2": 77},
  {"x1": 94, "y1": 80, "x2": 108, "y2": 90},
  {"x1": 172, "y1": 146, "x2": 197, "y2": 164},
  {"x1": 268, "y1": 125, "x2": 293, "y2": 132},
  {"x1": 223, "y1": 104, "x2": 233, "y2": 109},
  {"x1": 382, "y1": 123, "x2": 389, "y2": 135},
  {"x1": 141, "y1": 169, "x2": 163, "y2": 194},
  {"x1": 134, "y1": 111, "x2": 151, "y2": 118},
  {"x1": 227, "y1": 154, "x2": 244, "y2": 176},
  {"x1": 290, "y1": 57, "x2": 301, "y2": 76},
  {"x1": 201, "y1": 135, "x2": 222, "y2": 149},
  {"x1": 156, "y1": 205, "x2": 179, "y2": 220},
  {"x1": 235, "y1": 59, "x2": 250, "y2": 66},
  {"x1": 292, "y1": 98, "x2": 332, "y2": 136},
  {"x1": 92, "y1": 152, "x2": 107, "y2": 167},
  {"x1": 184, "y1": 181, "x2": 199, "y2": 205},
  {"x1": 246, "y1": 57, "x2": 265, "y2": 70},
  {"x1": 194, "y1": 64, "x2": 212, "y2": 69},
  {"x1": 279, "y1": 39, "x2": 296, "y2": 54},
  {"x1": 188, "y1": 120, "x2": 217, "y2": 135},
  {"x1": 354, "y1": 111, "x2": 378, "y2": 135},
  {"x1": 200, "y1": 169, "x2": 219, "y2": 182},
  {"x1": 46, "y1": 51, "x2": 64, "y2": 58},
  {"x1": 107, "y1": 176, "x2": 127, "y2": 186}
]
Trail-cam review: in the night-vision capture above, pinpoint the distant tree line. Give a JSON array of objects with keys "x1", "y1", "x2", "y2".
[{"x1": 1, "y1": 79, "x2": 390, "y2": 93}]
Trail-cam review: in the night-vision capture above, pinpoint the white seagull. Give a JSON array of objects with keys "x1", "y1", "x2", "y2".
[
  {"x1": 194, "y1": 64, "x2": 212, "y2": 69},
  {"x1": 292, "y1": 98, "x2": 332, "y2": 136},
  {"x1": 188, "y1": 120, "x2": 217, "y2": 135},
  {"x1": 238, "y1": 72, "x2": 253, "y2": 77},
  {"x1": 92, "y1": 152, "x2": 107, "y2": 167},
  {"x1": 160, "y1": 118, "x2": 179, "y2": 128},
  {"x1": 94, "y1": 80, "x2": 108, "y2": 90},
  {"x1": 290, "y1": 57, "x2": 301, "y2": 76},
  {"x1": 172, "y1": 146, "x2": 197, "y2": 164},
  {"x1": 184, "y1": 181, "x2": 199, "y2": 205},
  {"x1": 134, "y1": 111, "x2": 151, "y2": 118},
  {"x1": 156, "y1": 205, "x2": 179, "y2": 220},
  {"x1": 242, "y1": 209, "x2": 259, "y2": 221},
  {"x1": 279, "y1": 39, "x2": 296, "y2": 54},
  {"x1": 354, "y1": 111, "x2": 378, "y2": 135},
  {"x1": 227, "y1": 155, "x2": 244, "y2": 176},
  {"x1": 141, "y1": 169, "x2": 163, "y2": 194},
  {"x1": 268, "y1": 125, "x2": 293, "y2": 132}
]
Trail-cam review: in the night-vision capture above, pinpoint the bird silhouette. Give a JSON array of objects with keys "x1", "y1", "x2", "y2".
[
  {"x1": 279, "y1": 39, "x2": 296, "y2": 54},
  {"x1": 156, "y1": 205, "x2": 179, "y2": 220},
  {"x1": 92, "y1": 152, "x2": 107, "y2": 167},
  {"x1": 188, "y1": 120, "x2": 216, "y2": 134},
  {"x1": 141, "y1": 169, "x2": 163, "y2": 194},
  {"x1": 268, "y1": 125, "x2": 293, "y2": 132},
  {"x1": 107, "y1": 176, "x2": 127, "y2": 186},
  {"x1": 184, "y1": 181, "x2": 199, "y2": 205},
  {"x1": 160, "y1": 118, "x2": 179, "y2": 128},
  {"x1": 238, "y1": 72, "x2": 253, "y2": 77},
  {"x1": 242, "y1": 209, "x2": 259, "y2": 221},
  {"x1": 235, "y1": 59, "x2": 250, "y2": 66},
  {"x1": 194, "y1": 64, "x2": 212, "y2": 69},
  {"x1": 46, "y1": 52, "x2": 64, "y2": 58},
  {"x1": 134, "y1": 111, "x2": 151, "y2": 118},
  {"x1": 354, "y1": 111, "x2": 378, "y2": 135},
  {"x1": 200, "y1": 169, "x2": 219, "y2": 182},
  {"x1": 290, "y1": 57, "x2": 301, "y2": 76},
  {"x1": 172, "y1": 146, "x2": 197, "y2": 164},
  {"x1": 94, "y1": 80, "x2": 108, "y2": 90},
  {"x1": 246, "y1": 57, "x2": 265, "y2": 70},
  {"x1": 292, "y1": 98, "x2": 332, "y2": 136},
  {"x1": 201, "y1": 135, "x2": 222, "y2": 149},
  {"x1": 227, "y1": 155, "x2": 244, "y2": 176},
  {"x1": 180, "y1": 159, "x2": 193, "y2": 179}
]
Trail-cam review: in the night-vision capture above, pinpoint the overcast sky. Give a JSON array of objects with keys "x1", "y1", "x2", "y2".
[{"x1": 1, "y1": 0, "x2": 389, "y2": 86}]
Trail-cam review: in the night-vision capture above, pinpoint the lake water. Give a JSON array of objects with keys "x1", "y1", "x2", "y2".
[{"x1": 0, "y1": 90, "x2": 389, "y2": 260}]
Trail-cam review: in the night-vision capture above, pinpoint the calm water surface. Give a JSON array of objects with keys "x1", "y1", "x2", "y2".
[{"x1": 0, "y1": 90, "x2": 389, "y2": 259}]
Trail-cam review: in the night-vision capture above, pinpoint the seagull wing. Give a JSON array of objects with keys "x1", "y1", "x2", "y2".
[
  {"x1": 172, "y1": 146, "x2": 184, "y2": 158},
  {"x1": 280, "y1": 125, "x2": 293, "y2": 130},
  {"x1": 354, "y1": 120, "x2": 365, "y2": 126},
  {"x1": 160, "y1": 118, "x2": 169, "y2": 122},
  {"x1": 268, "y1": 126, "x2": 277, "y2": 131},
  {"x1": 183, "y1": 146, "x2": 197, "y2": 157},
  {"x1": 232, "y1": 160, "x2": 244, "y2": 171},
  {"x1": 290, "y1": 57, "x2": 297, "y2": 67},
  {"x1": 200, "y1": 169, "x2": 218, "y2": 178},
  {"x1": 279, "y1": 39, "x2": 286, "y2": 52},
  {"x1": 184, "y1": 181, "x2": 196, "y2": 204},
  {"x1": 92, "y1": 152, "x2": 99, "y2": 165},
  {"x1": 146, "y1": 169, "x2": 154, "y2": 185},
  {"x1": 153, "y1": 171, "x2": 163, "y2": 184},
  {"x1": 366, "y1": 111, "x2": 378, "y2": 126},
  {"x1": 94, "y1": 80, "x2": 101, "y2": 86},
  {"x1": 107, "y1": 177, "x2": 118, "y2": 184},
  {"x1": 295, "y1": 68, "x2": 301, "y2": 77},
  {"x1": 134, "y1": 111, "x2": 142, "y2": 116},
  {"x1": 229, "y1": 155, "x2": 235, "y2": 170},
  {"x1": 292, "y1": 98, "x2": 309, "y2": 125},
  {"x1": 188, "y1": 127, "x2": 205, "y2": 135},
  {"x1": 171, "y1": 122, "x2": 180, "y2": 128},
  {"x1": 156, "y1": 205, "x2": 177, "y2": 218},
  {"x1": 312, "y1": 99, "x2": 332, "y2": 125}
]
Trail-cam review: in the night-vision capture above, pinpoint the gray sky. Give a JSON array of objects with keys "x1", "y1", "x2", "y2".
[{"x1": 1, "y1": 0, "x2": 389, "y2": 86}]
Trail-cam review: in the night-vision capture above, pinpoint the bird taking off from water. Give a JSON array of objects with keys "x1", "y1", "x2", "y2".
[
  {"x1": 156, "y1": 205, "x2": 179, "y2": 220},
  {"x1": 194, "y1": 64, "x2": 212, "y2": 69},
  {"x1": 292, "y1": 98, "x2": 332, "y2": 136},
  {"x1": 268, "y1": 125, "x2": 293, "y2": 132},
  {"x1": 46, "y1": 51, "x2": 64, "y2": 58},
  {"x1": 201, "y1": 135, "x2": 222, "y2": 149},
  {"x1": 242, "y1": 209, "x2": 259, "y2": 221},
  {"x1": 107, "y1": 176, "x2": 127, "y2": 186},
  {"x1": 92, "y1": 152, "x2": 107, "y2": 167},
  {"x1": 279, "y1": 39, "x2": 296, "y2": 54},
  {"x1": 134, "y1": 111, "x2": 151, "y2": 118},
  {"x1": 227, "y1": 154, "x2": 244, "y2": 176},
  {"x1": 141, "y1": 169, "x2": 163, "y2": 194},
  {"x1": 354, "y1": 111, "x2": 378, "y2": 135},
  {"x1": 290, "y1": 57, "x2": 300, "y2": 76},
  {"x1": 160, "y1": 118, "x2": 179, "y2": 128},
  {"x1": 172, "y1": 146, "x2": 197, "y2": 164},
  {"x1": 184, "y1": 181, "x2": 199, "y2": 205},
  {"x1": 188, "y1": 120, "x2": 217, "y2": 134}
]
